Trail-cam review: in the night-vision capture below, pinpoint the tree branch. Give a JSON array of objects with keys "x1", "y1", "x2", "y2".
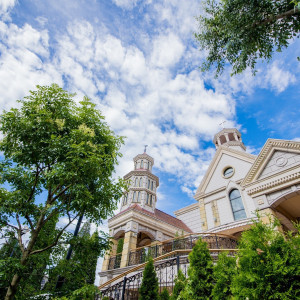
[
  {"x1": 49, "y1": 184, "x2": 72, "y2": 204},
  {"x1": 255, "y1": 7, "x2": 299, "y2": 27},
  {"x1": 30, "y1": 214, "x2": 79, "y2": 255},
  {"x1": 16, "y1": 214, "x2": 24, "y2": 253},
  {"x1": 27, "y1": 166, "x2": 40, "y2": 203},
  {"x1": 25, "y1": 215, "x2": 34, "y2": 232}
]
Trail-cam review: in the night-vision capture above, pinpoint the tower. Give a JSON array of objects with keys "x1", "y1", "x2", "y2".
[
  {"x1": 120, "y1": 151, "x2": 159, "y2": 213},
  {"x1": 213, "y1": 128, "x2": 246, "y2": 152}
]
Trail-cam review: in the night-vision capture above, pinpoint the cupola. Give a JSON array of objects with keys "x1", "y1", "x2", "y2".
[{"x1": 213, "y1": 128, "x2": 246, "y2": 152}]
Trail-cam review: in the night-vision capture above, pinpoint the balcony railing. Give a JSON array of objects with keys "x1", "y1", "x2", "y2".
[{"x1": 106, "y1": 233, "x2": 237, "y2": 270}]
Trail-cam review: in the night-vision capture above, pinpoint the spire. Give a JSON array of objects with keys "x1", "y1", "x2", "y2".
[{"x1": 144, "y1": 145, "x2": 148, "y2": 153}]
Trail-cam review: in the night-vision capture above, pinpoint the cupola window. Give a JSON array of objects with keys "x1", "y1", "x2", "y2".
[
  {"x1": 229, "y1": 189, "x2": 246, "y2": 221},
  {"x1": 139, "y1": 177, "x2": 143, "y2": 187},
  {"x1": 135, "y1": 177, "x2": 138, "y2": 186},
  {"x1": 141, "y1": 160, "x2": 144, "y2": 168}
]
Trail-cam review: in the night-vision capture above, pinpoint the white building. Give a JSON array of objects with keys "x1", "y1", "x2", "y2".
[{"x1": 99, "y1": 128, "x2": 300, "y2": 283}]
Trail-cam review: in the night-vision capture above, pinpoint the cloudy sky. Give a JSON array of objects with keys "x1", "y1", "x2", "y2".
[{"x1": 1, "y1": 0, "x2": 300, "y2": 283}]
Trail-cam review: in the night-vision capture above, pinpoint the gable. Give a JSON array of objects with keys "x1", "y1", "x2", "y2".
[
  {"x1": 242, "y1": 139, "x2": 300, "y2": 186},
  {"x1": 195, "y1": 147, "x2": 256, "y2": 198},
  {"x1": 258, "y1": 150, "x2": 300, "y2": 180}
]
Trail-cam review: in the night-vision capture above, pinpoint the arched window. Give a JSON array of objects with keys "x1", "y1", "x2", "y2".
[
  {"x1": 229, "y1": 189, "x2": 246, "y2": 220},
  {"x1": 135, "y1": 177, "x2": 138, "y2": 186},
  {"x1": 151, "y1": 181, "x2": 153, "y2": 191},
  {"x1": 150, "y1": 195, "x2": 152, "y2": 206},
  {"x1": 139, "y1": 177, "x2": 143, "y2": 187},
  {"x1": 148, "y1": 179, "x2": 150, "y2": 189},
  {"x1": 146, "y1": 193, "x2": 149, "y2": 205},
  {"x1": 147, "y1": 162, "x2": 150, "y2": 169},
  {"x1": 141, "y1": 160, "x2": 144, "y2": 168},
  {"x1": 137, "y1": 192, "x2": 140, "y2": 202},
  {"x1": 133, "y1": 191, "x2": 136, "y2": 202}
]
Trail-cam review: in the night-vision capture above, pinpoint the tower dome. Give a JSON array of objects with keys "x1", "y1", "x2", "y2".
[
  {"x1": 120, "y1": 150, "x2": 159, "y2": 213},
  {"x1": 213, "y1": 128, "x2": 246, "y2": 151}
]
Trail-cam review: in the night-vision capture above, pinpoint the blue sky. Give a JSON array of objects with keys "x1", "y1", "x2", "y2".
[
  {"x1": 1, "y1": 0, "x2": 300, "y2": 279},
  {"x1": 1, "y1": 0, "x2": 299, "y2": 214}
]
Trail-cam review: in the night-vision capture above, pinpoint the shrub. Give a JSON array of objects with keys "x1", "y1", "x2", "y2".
[
  {"x1": 160, "y1": 288, "x2": 170, "y2": 300},
  {"x1": 171, "y1": 269, "x2": 186, "y2": 300},
  {"x1": 139, "y1": 257, "x2": 159, "y2": 300}
]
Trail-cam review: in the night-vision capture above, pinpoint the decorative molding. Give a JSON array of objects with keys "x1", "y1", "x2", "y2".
[
  {"x1": 133, "y1": 153, "x2": 154, "y2": 164},
  {"x1": 242, "y1": 139, "x2": 300, "y2": 186},
  {"x1": 124, "y1": 170, "x2": 159, "y2": 185},
  {"x1": 247, "y1": 172, "x2": 300, "y2": 195}
]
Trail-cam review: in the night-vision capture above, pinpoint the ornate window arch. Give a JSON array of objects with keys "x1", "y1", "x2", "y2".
[
  {"x1": 141, "y1": 160, "x2": 144, "y2": 168},
  {"x1": 139, "y1": 177, "x2": 143, "y2": 187},
  {"x1": 229, "y1": 189, "x2": 246, "y2": 220},
  {"x1": 135, "y1": 177, "x2": 138, "y2": 186}
]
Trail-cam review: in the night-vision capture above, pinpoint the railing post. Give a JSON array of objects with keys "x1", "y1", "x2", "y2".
[
  {"x1": 121, "y1": 276, "x2": 127, "y2": 300},
  {"x1": 176, "y1": 255, "x2": 180, "y2": 273},
  {"x1": 215, "y1": 234, "x2": 219, "y2": 249}
]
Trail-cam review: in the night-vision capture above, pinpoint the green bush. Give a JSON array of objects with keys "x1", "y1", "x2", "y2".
[
  {"x1": 160, "y1": 288, "x2": 170, "y2": 300},
  {"x1": 139, "y1": 257, "x2": 159, "y2": 300},
  {"x1": 232, "y1": 217, "x2": 300, "y2": 299},
  {"x1": 171, "y1": 269, "x2": 186, "y2": 300},
  {"x1": 211, "y1": 251, "x2": 236, "y2": 299}
]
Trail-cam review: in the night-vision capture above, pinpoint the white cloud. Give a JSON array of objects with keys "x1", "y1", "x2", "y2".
[
  {"x1": 151, "y1": 33, "x2": 185, "y2": 68},
  {"x1": 0, "y1": 0, "x2": 16, "y2": 20},
  {"x1": 112, "y1": 0, "x2": 140, "y2": 10},
  {"x1": 265, "y1": 61, "x2": 296, "y2": 93}
]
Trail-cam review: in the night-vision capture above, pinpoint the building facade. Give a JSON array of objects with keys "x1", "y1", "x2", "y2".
[{"x1": 99, "y1": 128, "x2": 300, "y2": 284}]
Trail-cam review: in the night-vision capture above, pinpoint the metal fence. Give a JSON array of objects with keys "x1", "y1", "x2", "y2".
[
  {"x1": 127, "y1": 234, "x2": 237, "y2": 267},
  {"x1": 99, "y1": 255, "x2": 189, "y2": 300}
]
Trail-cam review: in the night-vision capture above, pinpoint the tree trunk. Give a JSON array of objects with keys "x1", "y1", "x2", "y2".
[{"x1": 5, "y1": 213, "x2": 45, "y2": 300}]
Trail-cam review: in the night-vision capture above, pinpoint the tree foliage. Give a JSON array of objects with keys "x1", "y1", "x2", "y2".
[
  {"x1": 139, "y1": 257, "x2": 159, "y2": 300},
  {"x1": 232, "y1": 217, "x2": 300, "y2": 299},
  {"x1": 0, "y1": 84, "x2": 124, "y2": 299},
  {"x1": 160, "y1": 288, "x2": 170, "y2": 300},
  {"x1": 211, "y1": 251, "x2": 236, "y2": 300},
  {"x1": 195, "y1": 0, "x2": 300, "y2": 76},
  {"x1": 180, "y1": 238, "x2": 214, "y2": 300},
  {"x1": 171, "y1": 269, "x2": 186, "y2": 300}
]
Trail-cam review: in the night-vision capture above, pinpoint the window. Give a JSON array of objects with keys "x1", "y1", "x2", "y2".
[
  {"x1": 133, "y1": 191, "x2": 136, "y2": 202},
  {"x1": 229, "y1": 189, "x2": 246, "y2": 220},
  {"x1": 151, "y1": 181, "x2": 153, "y2": 191},
  {"x1": 139, "y1": 177, "x2": 142, "y2": 187},
  {"x1": 146, "y1": 193, "x2": 149, "y2": 205},
  {"x1": 147, "y1": 162, "x2": 150, "y2": 169},
  {"x1": 135, "y1": 177, "x2": 138, "y2": 186},
  {"x1": 148, "y1": 179, "x2": 150, "y2": 189},
  {"x1": 137, "y1": 192, "x2": 141, "y2": 202},
  {"x1": 135, "y1": 162, "x2": 137, "y2": 170},
  {"x1": 150, "y1": 195, "x2": 152, "y2": 206},
  {"x1": 141, "y1": 160, "x2": 144, "y2": 168},
  {"x1": 223, "y1": 167, "x2": 234, "y2": 178},
  {"x1": 123, "y1": 193, "x2": 128, "y2": 205}
]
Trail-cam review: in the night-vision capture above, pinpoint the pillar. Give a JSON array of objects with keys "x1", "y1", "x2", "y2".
[
  {"x1": 101, "y1": 238, "x2": 118, "y2": 271},
  {"x1": 120, "y1": 231, "x2": 137, "y2": 268},
  {"x1": 259, "y1": 207, "x2": 283, "y2": 232},
  {"x1": 211, "y1": 200, "x2": 220, "y2": 227},
  {"x1": 199, "y1": 199, "x2": 208, "y2": 231}
]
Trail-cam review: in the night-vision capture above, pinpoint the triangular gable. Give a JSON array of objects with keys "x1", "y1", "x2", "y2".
[
  {"x1": 194, "y1": 146, "x2": 256, "y2": 199},
  {"x1": 241, "y1": 139, "x2": 300, "y2": 186}
]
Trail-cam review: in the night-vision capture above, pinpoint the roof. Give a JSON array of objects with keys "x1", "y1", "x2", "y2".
[{"x1": 112, "y1": 204, "x2": 192, "y2": 233}]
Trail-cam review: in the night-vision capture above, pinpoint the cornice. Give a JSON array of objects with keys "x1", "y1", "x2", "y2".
[
  {"x1": 246, "y1": 171, "x2": 300, "y2": 196},
  {"x1": 242, "y1": 139, "x2": 300, "y2": 186},
  {"x1": 174, "y1": 202, "x2": 199, "y2": 215},
  {"x1": 123, "y1": 170, "x2": 159, "y2": 185}
]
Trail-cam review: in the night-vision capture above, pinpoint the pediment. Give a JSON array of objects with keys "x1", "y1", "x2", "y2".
[
  {"x1": 242, "y1": 139, "x2": 300, "y2": 186},
  {"x1": 194, "y1": 147, "x2": 256, "y2": 199}
]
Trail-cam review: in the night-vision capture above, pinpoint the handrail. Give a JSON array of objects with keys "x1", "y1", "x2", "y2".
[
  {"x1": 99, "y1": 248, "x2": 237, "y2": 290},
  {"x1": 107, "y1": 232, "x2": 238, "y2": 259}
]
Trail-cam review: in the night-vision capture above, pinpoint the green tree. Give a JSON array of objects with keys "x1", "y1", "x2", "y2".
[
  {"x1": 0, "y1": 84, "x2": 124, "y2": 300},
  {"x1": 232, "y1": 217, "x2": 300, "y2": 299},
  {"x1": 195, "y1": 0, "x2": 300, "y2": 76},
  {"x1": 139, "y1": 257, "x2": 159, "y2": 300},
  {"x1": 181, "y1": 238, "x2": 214, "y2": 300},
  {"x1": 171, "y1": 269, "x2": 186, "y2": 300},
  {"x1": 160, "y1": 288, "x2": 170, "y2": 300},
  {"x1": 211, "y1": 251, "x2": 236, "y2": 300},
  {"x1": 45, "y1": 224, "x2": 104, "y2": 297}
]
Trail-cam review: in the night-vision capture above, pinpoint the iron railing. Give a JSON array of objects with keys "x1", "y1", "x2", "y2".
[
  {"x1": 108, "y1": 254, "x2": 122, "y2": 270},
  {"x1": 98, "y1": 255, "x2": 189, "y2": 300},
  {"x1": 127, "y1": 234, "x2": 237, "y2": 267}
]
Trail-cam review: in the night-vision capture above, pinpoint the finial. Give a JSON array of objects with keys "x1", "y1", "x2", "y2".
[
  {"x1": 219, "y1": 120, "x2": 226, "y2": 129},
  {"x1": 144, "y1": 145, "x2": 148, "y2": 153}
]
